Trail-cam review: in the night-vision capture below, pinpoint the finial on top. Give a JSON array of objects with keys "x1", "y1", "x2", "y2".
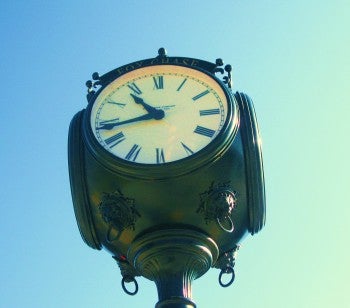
[{"x1": 158, "y1": 47, "x2": 167, "y2": 57}]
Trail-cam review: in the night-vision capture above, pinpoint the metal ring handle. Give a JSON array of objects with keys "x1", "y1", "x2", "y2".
[
  {"x1": 218, "y1": 267, "x2": 235, "y2": 287},
  {"x1": 121, "y1": 276, "x2": 139, "y2": 296},
  {"x1": 217, "y1": 216, "x2": 234, "y2": 233}
]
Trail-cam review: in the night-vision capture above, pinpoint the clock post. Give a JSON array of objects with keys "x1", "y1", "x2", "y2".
[{"x1": 68, "y1": 48, "x2": 265, "y2": 307}]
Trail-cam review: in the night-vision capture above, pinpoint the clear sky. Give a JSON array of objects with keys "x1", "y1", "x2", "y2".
[{"x1": 1, "y1": 1, "x2": 349, "y2": 307}]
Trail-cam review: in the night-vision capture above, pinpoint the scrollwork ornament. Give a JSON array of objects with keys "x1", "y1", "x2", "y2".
[
  {"x1": 213, "y1": 59, "x2": 233, "y2": 88},
  {"x1": 85, "y1": 72, "x2": 101, "y2": 102},
  {"x1": 99, "y1": 190, "x2": 140, "y2": 242}
]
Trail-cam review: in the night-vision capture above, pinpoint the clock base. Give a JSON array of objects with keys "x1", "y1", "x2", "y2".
[{"x1": 128, "y1": 229, "x2": 219, "y2": 308}]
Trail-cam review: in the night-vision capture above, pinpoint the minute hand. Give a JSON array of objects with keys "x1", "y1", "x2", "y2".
[{"x1": 98, "y1": 113, "x2": 154, "y2": 130}]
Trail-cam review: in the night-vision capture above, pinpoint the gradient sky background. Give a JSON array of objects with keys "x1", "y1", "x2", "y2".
[{"x1": 1, "y1": 1, "x2": 349, "y2": 307}]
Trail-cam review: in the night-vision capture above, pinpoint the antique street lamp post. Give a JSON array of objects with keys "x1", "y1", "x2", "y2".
[{"x1": 68, "y1": 48, "x2": 265, "y2": 307}]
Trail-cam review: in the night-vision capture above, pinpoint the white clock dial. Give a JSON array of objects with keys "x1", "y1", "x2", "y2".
[{"x1": 90, "y1": 65, "x2": 229, "y2": 164}]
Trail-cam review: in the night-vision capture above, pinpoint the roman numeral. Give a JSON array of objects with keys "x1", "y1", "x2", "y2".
[
  {"x1": 194, "y1": 125, "x2": 215, "y2": 138},
  {"x1": 153, "y1": 76, "x2": 164, "y2": 90},
  {"x1": 108, "y1": 101, "x2": 126, "y2": 108},
  {"x1": 192, "y1": 90, "x2": 210, "y2": 101},
  {"x1": 156, "y1": 148, "x2": 165, "y2": 163},
  {"x1": 199, "y1": 108, "x2": 220, "y2": 116},
  {"x1": 125, "y1": 144, "x2": 141, "y2": 161},
  {"x1": 104, "y1": 132, "x2": 125, "y2": 148},
  {"x1": 181, "y1": 142, "x2": 194, "y2": 156},
  {"x1": 177, "y1": 78, "x2": 187, "y2": 91},
  {"x1": 127, "y1": 82, "x2": 142, "y2": 95}
]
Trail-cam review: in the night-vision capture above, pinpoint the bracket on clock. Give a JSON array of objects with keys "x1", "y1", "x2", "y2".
[
  {"x1": 85, "y1": 72, "x2": 102, "y2": 102},
  {"x1": 213, "y1": 58, "x2": 233, "y2": 89}
]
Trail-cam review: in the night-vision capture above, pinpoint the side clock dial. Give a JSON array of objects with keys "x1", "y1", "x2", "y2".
[{"x1": 89, "y1": 65, "x2": 236, "y2": 165}]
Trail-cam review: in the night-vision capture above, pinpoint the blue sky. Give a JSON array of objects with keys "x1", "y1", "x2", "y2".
[{"x1": 1, "y1": 1, "x2": 349, "y2": 307}]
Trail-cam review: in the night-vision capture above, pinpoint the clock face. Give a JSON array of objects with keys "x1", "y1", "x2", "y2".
[{"x1": 89, "y1": 65, "x2": 231, "y2": 165}]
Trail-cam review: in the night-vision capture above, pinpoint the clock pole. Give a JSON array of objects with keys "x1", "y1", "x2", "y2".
[{"x1": 68, "y1": 48, "x2": 265, "y2": 307}]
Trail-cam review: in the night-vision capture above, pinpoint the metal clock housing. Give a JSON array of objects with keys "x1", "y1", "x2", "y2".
[{"x1": 83, "y1": 58, "x2": 239, "y2": 179}]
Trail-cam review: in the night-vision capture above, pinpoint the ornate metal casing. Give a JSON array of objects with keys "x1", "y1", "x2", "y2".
[{"x1": 68, "y1": 49, "x2": 265, "y2": 307}]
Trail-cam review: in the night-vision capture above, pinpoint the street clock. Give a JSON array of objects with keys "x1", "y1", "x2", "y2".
[{"x1": 68, "y1": 48, "x2": 265, "y2": 307}]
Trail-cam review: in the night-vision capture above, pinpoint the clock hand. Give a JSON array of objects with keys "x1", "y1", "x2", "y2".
[
  {"x1": 99, "y1": 118, "x2": 120, "y2": 125},
  {"x1": 130, "y1": 94, "x2": 165, "y2": 120},
  {"x1": 98, "y1": 113, "x2": 155, "y2": 130}
]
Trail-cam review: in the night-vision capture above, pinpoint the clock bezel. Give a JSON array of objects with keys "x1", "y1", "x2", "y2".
[{"x1": 83, "y1": 58, "x2": 239, "y2": 179}]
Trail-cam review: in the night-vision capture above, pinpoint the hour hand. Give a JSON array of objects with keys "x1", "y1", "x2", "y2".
[{"x1": 130, "y1": 94, "x2": 165, "y2": 120}]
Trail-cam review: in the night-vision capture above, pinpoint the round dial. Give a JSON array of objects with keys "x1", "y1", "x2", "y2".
[{"x1": 90, "y1": 65, "x2": 231, "y2": 165}]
